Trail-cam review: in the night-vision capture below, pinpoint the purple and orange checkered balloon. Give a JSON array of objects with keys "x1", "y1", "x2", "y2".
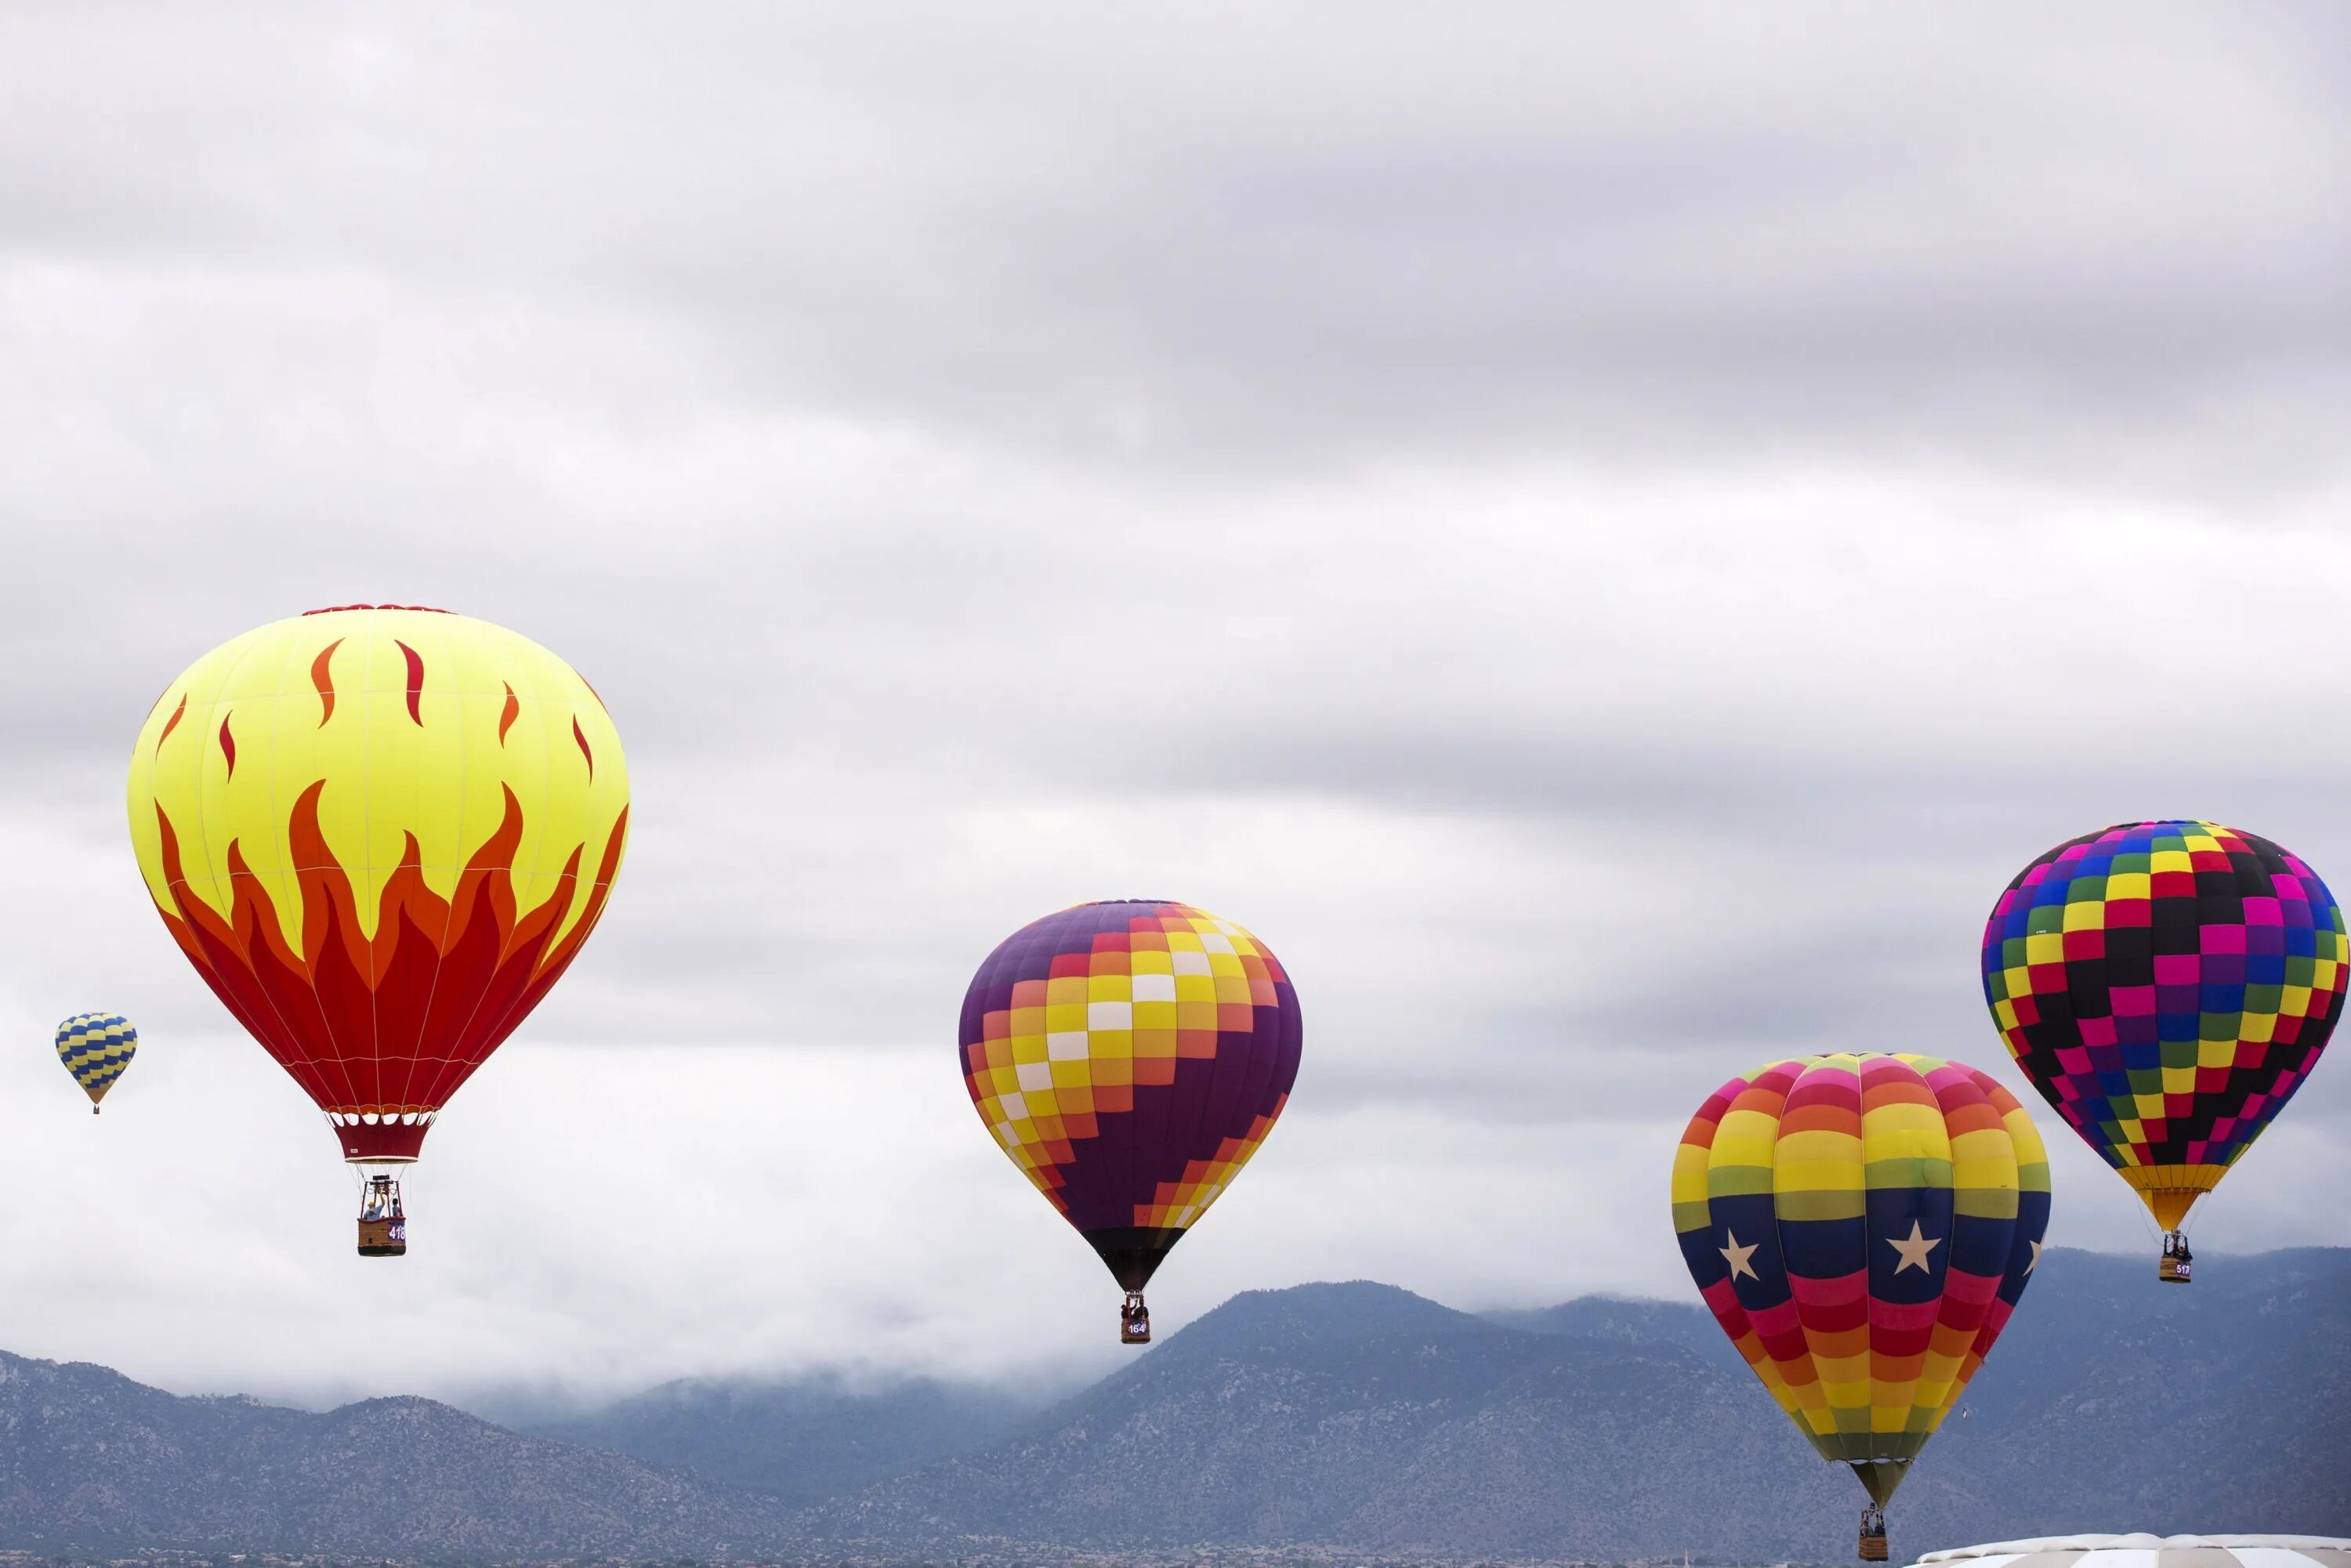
[{"x1": 959, "y1": 900, "x2": 1302, "y2": 1338}]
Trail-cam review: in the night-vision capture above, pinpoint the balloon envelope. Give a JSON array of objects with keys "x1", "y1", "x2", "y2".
[
  {"x1": 125, "y1": 606, "x2": 629, "y2": 1164},
  {"x1": 959, "y1": 900, "x2": 1302, "y2": 1291},
  {"x1": 56, "y1": 1013, "x2": 137, "y2": 1107},
  {"x1": 1672, "y1": 1052, "x2": 2050, "y2": 1505},
  {"x1": 1980, "y1": 820, "x2": 2342, "y2": 1230}
]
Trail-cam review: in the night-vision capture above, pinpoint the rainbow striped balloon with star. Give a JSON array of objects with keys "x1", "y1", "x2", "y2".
[{"x1": 1670, "y1": 1052, "x2": 2051, "y2": 1512}]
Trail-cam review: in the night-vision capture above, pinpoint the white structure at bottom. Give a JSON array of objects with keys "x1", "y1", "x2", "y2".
[{"x1": 1912, "y1": 1537, "x2": 2351, "y2": 1568}]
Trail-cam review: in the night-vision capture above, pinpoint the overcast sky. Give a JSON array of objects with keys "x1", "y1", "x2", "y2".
[{"x1": 1, "y1": 1, "x2": 2346, "y2": 1414}]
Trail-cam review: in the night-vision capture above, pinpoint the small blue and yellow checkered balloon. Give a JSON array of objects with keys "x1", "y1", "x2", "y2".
[{"x1": 56, "y1": 1013, "x2": 136, "y2": 1113}]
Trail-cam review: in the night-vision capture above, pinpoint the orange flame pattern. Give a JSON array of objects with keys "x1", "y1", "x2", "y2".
[
  {"x1": 147, "y1": 788, "x2": 626, "y2": 1160},
  {"x1": 310, "y1": 639, "x2": 342, "y2": 726}
]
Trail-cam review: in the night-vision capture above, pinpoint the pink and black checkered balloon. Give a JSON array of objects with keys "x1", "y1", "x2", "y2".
[{"x1": 1980, "y1": 820, "x2": 2345, "y2": 1231}]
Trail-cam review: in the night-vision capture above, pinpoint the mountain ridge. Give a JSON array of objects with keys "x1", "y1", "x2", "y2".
[
  {"x1": 0, "y1": 1351, "x2": 786, "y2": 1558},
  {"x1": 0, "y1": 1247, "x2": 2341, "y2": 1562}
]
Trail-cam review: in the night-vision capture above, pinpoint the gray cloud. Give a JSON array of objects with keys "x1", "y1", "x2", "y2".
[
  {"x1": 2, "y1": 4, "x2": 2344, "y2": 485},
  {"x1": 0, "y1": 0, "x2": 2344, "y2": 1405}
]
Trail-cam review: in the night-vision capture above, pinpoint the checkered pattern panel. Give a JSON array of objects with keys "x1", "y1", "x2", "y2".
[
  {"x1": 960, "y1": 900, "x2": 1302, "y2": 1237},
  {"x1": 55, "y1": 1012, "x2": 138, "y2": 1103},
  {"x1": 1980, "y1": 821, "x2": 2344, "y2": 1194},
  {"x1": 1672, "y1": 1052, "x2": 2050, "y2": 1480}
]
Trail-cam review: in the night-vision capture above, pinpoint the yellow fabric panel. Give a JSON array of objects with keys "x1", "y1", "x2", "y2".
[{"x1": 126, "y1": 609, "x2": 627, "y2": 957}]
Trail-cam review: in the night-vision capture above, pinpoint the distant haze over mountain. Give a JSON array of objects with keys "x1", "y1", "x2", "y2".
[
  {"x1": 1, "y1": 1248, "x2": 2342, "y2": 1563},
  {"x1": 520, "y1": 1371, "x2": 1035, "y2": 1508}
]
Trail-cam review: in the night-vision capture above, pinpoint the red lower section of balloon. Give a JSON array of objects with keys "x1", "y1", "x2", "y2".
[
  {"x1": 144, "y1": 784, "x2": 627, "y2": 1154},
  {"x1": 335, "y1": 1119, "x2": 430, "y2": 1162}
]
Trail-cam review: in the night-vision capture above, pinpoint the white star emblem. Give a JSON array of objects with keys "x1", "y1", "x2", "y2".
[
  {"x1": 2023, "y1": 1239, "x2": 2042, "y2": 1275},
  {"x1": 1719, "y1": 1229, "x2": 1760, "y2": 1282},
  {"x1": 1886, "y1": 1220, "x2": 1942, "y2": 1275}
]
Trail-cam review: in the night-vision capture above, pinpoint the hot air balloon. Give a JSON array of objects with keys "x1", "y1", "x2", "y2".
[
  {"x1": 1672, "y1": 1052, "x2": 2050, "y2": 1562},
  {"x1": 56, "y1": 1012, "x2": 137, "y2": 1112},
  {"x1": 1980, "y1": 821, "x2": 2342, "y2": 1283},
  {"x1": 126, "y1": 605, "x2": 629, "y2": 1256},
  {"x1": 959, "y1": 900, "x2": 1302, "y2": 1343}
]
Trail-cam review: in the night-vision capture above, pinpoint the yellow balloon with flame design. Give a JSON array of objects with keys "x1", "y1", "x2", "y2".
[{"x1": 126, "y1": 605, "x2": 629, "y2": 1168}]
